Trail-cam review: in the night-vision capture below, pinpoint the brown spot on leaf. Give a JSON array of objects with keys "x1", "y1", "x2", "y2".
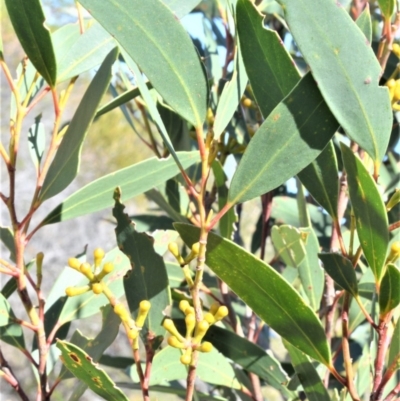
[
  {"x1": 69, "y1": 353, "x2": 81, "y2": 364},
  {"x1": 273, "y1": 114, "x2": 280, "y2": 122}
]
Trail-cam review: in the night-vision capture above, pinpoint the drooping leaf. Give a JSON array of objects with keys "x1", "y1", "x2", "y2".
[
  {"x1": 379, "y1": 264, "x2": 400, "y2": 315},
  {"x1": 27, "y1": 115, "x2": 45, "y2": 170},
  {"x1": 356, "y1": 5, "x2": 372, "y2": 44},
  {"x1": 39, "y1": 47, "x2": 118, "y2": 202},
  {"x1": 388, "y1": 317, "x2": 400, "y2": 371},
  {"x1": 113, "y1": 191, "x2": 170, "y2": 341},
  {"x1": 386, "y1": 189, "x2": 400, "y2": 212},
  {"x1": 162, "y1": 0, "x2": 201, "y2": 18},
  {"x1": 319, "y1": 253, "x2": 358, "y2": 296},
  {"x1": 228, "y1": 72, "x2": 338, "y2": 204},
  {"x1": 41, "y1": 152, "x2": 199, "y2": 225},
  {"x1": 57, "y1": 22, "x2": 116, "y2": 83},
  {"x1": 341, "y1": 143, "x2": 389, "y2": 283},
  {"x1": 271, "y1": 225, "x2": 307, "y2": 267},
  {"x1": 56, "y1": 340, "x2": 129, "y2": 401},
  {"x1": 297, "y1": 141, "x2": 339, "y2": 220},
  {"x1": 212, "y1": 161, "x2": 236, "y2": 239},
  {"x1": 377, "y1": 0, "x2": 395, "y2": 19},
  {"x1": 128, "y1": 346, "x2": 242, "y2": 390},
  {"x1": 236, "y1": 0, "x2": 299, "y2": 118},
  {"x1": 284, "y1": 341, "x2": 331, "y2": 401},
  {"x1": 0, "y1": 226, "x2": 15, "y2": 262},
  {"x1": 58, "y1": 248, "x2": 130, "y2": 325},
  {"x1": 175, "y1": 223, "x2": 331, "y2": 366},
  {"x1": 79, "y1": 0, "x2": 208, "y2": 127},
  {"x1": 204, "y1": 325, "x2": 294, "y2": 397},
  {"x1": 5, "y1": 0, "x2": 56, "y2": 86},
  {"x1": 213, "y1": 41, "x2": 248, "y2": 139},
  {"x1": 277, "y1": 0, "x2": 392, "y2": 164}
]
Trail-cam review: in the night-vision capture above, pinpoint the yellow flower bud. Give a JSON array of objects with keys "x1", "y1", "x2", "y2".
[
  {"x1": 36, "y1": 252, "x2": 44, "y2": 269},
  {"x1": 163, "y1": 318, "x2": 185, "y2": 342},
  {"x1": 185, "y1": 313, "x2": 196, "y2": 337},
  {"x1": 179, "y1": 300, "x2": 191, "y2": 313},
  {"x1": 198, "y1": 341, "x2": 213, "y2": 353},
  {"x1": 68, "y1": 258, "x2": 81, "y2": 271},
  {"x1": 392, "y1": 43, "x2": 400, "y2": 58},
  {"x1": 193, "y1": 320, "x2": 209, "y2": 344},
  {"x1": 184, "y1": 306, "x2": 195, "y2": 316},
  {"x1": 393, "y1": 80, "x2": 400, "y2": 102},
  {"x1": 136, "y1": 300, "x2": 151, "y2": 328},
  {"x1": 214, "y1": 306, "x2": 229, "y2": 322},
  {"x1": 65, "y1": 285, "x2": 90, "y2": 297},
  {"x1": 191, "y1": 242, "x2": 200, "y2": 255},
  {"x1": 180, "y1": 348, "x2": 192, "y2": 365},
  {"x1": 168, "y1": 336, "x2": 186, "y2": 349},
  {"x1": 204, "y1": 312, "x2": 216, "y2": 325},
  {"x1": 93, "y1": 248, "x2": 105, "y2": 267},
  {"x1": 168, "y1": 242, "x2": 185, "y2": 265},
  {"x1": 387, "y1": 241, "x2": 400, "y2": 264},
  {"x1": 209, "y1": 302, "x2": 220, "y2": 315},
  {"x1": 102, "y1": 262, "x2": 114, "y2": 274},
  {"x1": 242, "y1": 97, "x2": 252, "y2": 108},
  {"x1": 127, "y1": 328, "x2": 138, "y2": 339},
  {"x1": 114, "y1": 303, "x2": 130, "y2": 321},
  {"x1": 80, "y1": 262, "x2": 94, "y2": 280},
  {"x1": 92, "y1": 282, "x2": 103, "y2": 294}
]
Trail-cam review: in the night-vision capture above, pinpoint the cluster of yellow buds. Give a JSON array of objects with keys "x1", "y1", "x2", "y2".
[
  {"x1": 386, "y1": 241, "x2": 400, "y2": 264},
  {"x1": 65, "y1": 248, "x2": 114, "y2": 297},
  {"x1": 114, "y1": 300, "x2": 151, "y2": 348},
  {"x1": 386, "y1": 79, "x2": 400, "y2": 110},
  {"x1": 163, "y1": 300, "x2": 229, "y2": 365}
]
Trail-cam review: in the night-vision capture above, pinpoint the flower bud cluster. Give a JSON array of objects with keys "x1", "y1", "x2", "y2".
[
  {"x1": 386, "y1": 79, "x2": 400, "y2": 110},
  {"x1": 163, "y1": 300, "x2": 229, "y2": 365},
  {"x1": 65, "y1": 248, "x2": 115, "y2": 297},
  {"x1": 386, "y1": 241, "x2": 400, "y2": 264}
]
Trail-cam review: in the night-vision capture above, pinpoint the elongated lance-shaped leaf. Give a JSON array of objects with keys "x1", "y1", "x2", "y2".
[
  {"x1": 356, "y1": 5, "x2": 372, "y2": 44},
  {"x1": 5, "y1": 0, "x2": 56, "y2": 86},
  {"x1": 377, "y1": 0, "x2": 395, "y2": 19},
  {"x1": 39, "y1": 48, "x2": 118, "y2": 202},
  {"x1": 213, "y1": 40, "x2": 248, "y2": 139},
  {"x1": 298, "y1": 141, "x2": 339, "y2": 221},
  {"x1": 379, "y1": 264, "x2": 400, "y2": 316},
  {"x1": 277, "y1": 0, "x2": 392, "y2": 164},
  {"x1": 341, "y1": 143, "x2": 389, "y2": 283},
  {"x1": 56, "y1": 22, "x2": 116, "y2": 83},
  {"x1": 57, "y1": 340, "x2": 129, "y2": 401},
  {"x1": 319, "y1": 253, "x2": 358, "y2": 296},
  {"x1": 41, "y1": 151, "x2": 199, "y2": 225},
  {"x1": 284, "y1": 341, "x2": 331, "y2": 401},
  {"x1": 128, "y1": 346, "x2": 242, "y2": 389},
  {"x1": 175, "y1": 223, "x2": 332, "y2": 366},
  {"x1": 79, "y1": 0, "x2": 207, "y2": 127},
  {"x1": 388, "y1": 317, "x2": 400, "y2": 371},
  {"x1": 228, "y1": 72, "x2": 338, "y2": 204},
  {"x1": 113, "y1": 190, "x2": 170, "y2": 343},
  {"x1": 236, "y1": 0, "x2": 300, "y2": 118},
  {"x1": 0, "y1": 293, "x2": 25, "y2": 349}
]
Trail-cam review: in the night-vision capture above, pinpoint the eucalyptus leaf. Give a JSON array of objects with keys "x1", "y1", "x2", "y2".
[
  {"x1": 377, "y1": 0, "x2": 395, "y2": 19},
  {"x1": 39, "y1": 47, "x2": 118, "y2": 202},
  {"x1": 277, "y1": 0, "x2": 392, "y2": 163},
  {"x1": 41, "y1": 152, "x2": 199, "y2": 225},
  {"x1": 79, "y1": 0, "x2": 207, "y2": 127},
  {"x1": 175, "y1": 223, "x2": 332, "y2": 366},
  {"x1": 228, "y1": 72, "x2": 338, "y2": 204},
  {"x1": 388, "y1": 317, "x2": 400, "y2": 371},
  {"x1": 356, "y1": 5, "x2": 372, "y2": 44},
  {"x1": 57, "y1": 340, "x2": 129, "y2": 401},
  {"x1": 341, "y1": 143, "x2": 389, "y2": 283},
  {"x1": 5, "y1": 0, "x2": 56, "y2": 86},
  {"x1": 162, "y1": 0, "x2": 201, "y2": 18},
  {"x1": 379, "y1": 264, "x2": 400, "y2": 315}
]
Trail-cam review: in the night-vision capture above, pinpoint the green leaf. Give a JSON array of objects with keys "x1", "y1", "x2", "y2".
[
  {"x1": 56, "y1": 340, "x2": 129, "y2": 401},
  {"x1": 39, "y1": 47, "x2": 118, "y2": 202},
  {"x1": 41, "y1": 152, "x2": 199, "y2": 225},
  {"x1": 297, "y1": 228, "x2": 325, "y2": 311},
  {"x1": 0, "y1": 293, "x2": 13, "y2": 327},
  {"x1": 318, "y1": 253, "x2": 358, "y2": 296},
  {"x1": 96, "y1": 82, "x2": 152, "y2": 118},
  {"x1": 175, "y1": 223, "x2": 331, "y2": 366},
  {"x1": 341, "y1": 143, "x2": 389, "y2": 282},
  {"x1": 236, "y1": 0, "x2": 299, "y2": 118},
  {"x1": 277, "y1": 0, "x2": 392, "y2": 163},
  {"x1": 213, "y1": 42, "x2": 248, "y2": 139},
  {"x1": 377, "y1": 0, "x2": 395, "y2": 19},
  {"x1": 204, "y1": 325, "x2": 294, "y2": 397},
  {"x1": 0, "y1": 226, "x2": 15, "y2": 263},
  {"x1": 79, "y1": 0, "x2": 207, "y2": 127},
  {"x1": 0, "y1": 293, "x2": 25, "y2": 349},
  {"x1": 379, "y1": 264, "x2": 400, "y2": 315},
  {"x1": 5, "y1": 0, "x2": 56, "y2": 86},
  {"x1": 212, "y1": 161, "x2": 236, "y2": 239},
  {"x1": 113, "y1": 192, "x2": 170, "y2": 340},
  {"x1": 165, "y1": 262, "x2": 184, "y2": 287},
  {"x1": 356, "y1": 5, "x2": 372, "y2": 44},
  {"x1": 57, "y1": 22, "x2": 116, "y2": 83},
  {"x1": 162, "y1": 0, "x2": 201, "y2": 18},
  {"x1": 228, "y1": 72, "x2": 337, "y2": 204},
  {"x1": 388, "y1": 317, "x2": 400, "y2": 371},
  {"x1": 58, "y1": 248, "x2": 130, "y2": 325},
  {"x1": 128, "y1": 346, "x2": 242, "y2": 390},
  {"x1": 271, "y1": 225, "x2": 307, "y2": 267},
  {"x1": 28, "y1": 115, "x2": 45, "y2": 170},
  {"x1": 284, "y1": 341, "x2": 330, "y2": 401},
  {"x1": 52, "y1": 23, "x2": 84, "y2": 69},
  {"x1": 386, "y1": 189, "x2": 400, "y2": 212},
  {"x1": 297, "y1": 141, "x2": 339, "y2": 220}
]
